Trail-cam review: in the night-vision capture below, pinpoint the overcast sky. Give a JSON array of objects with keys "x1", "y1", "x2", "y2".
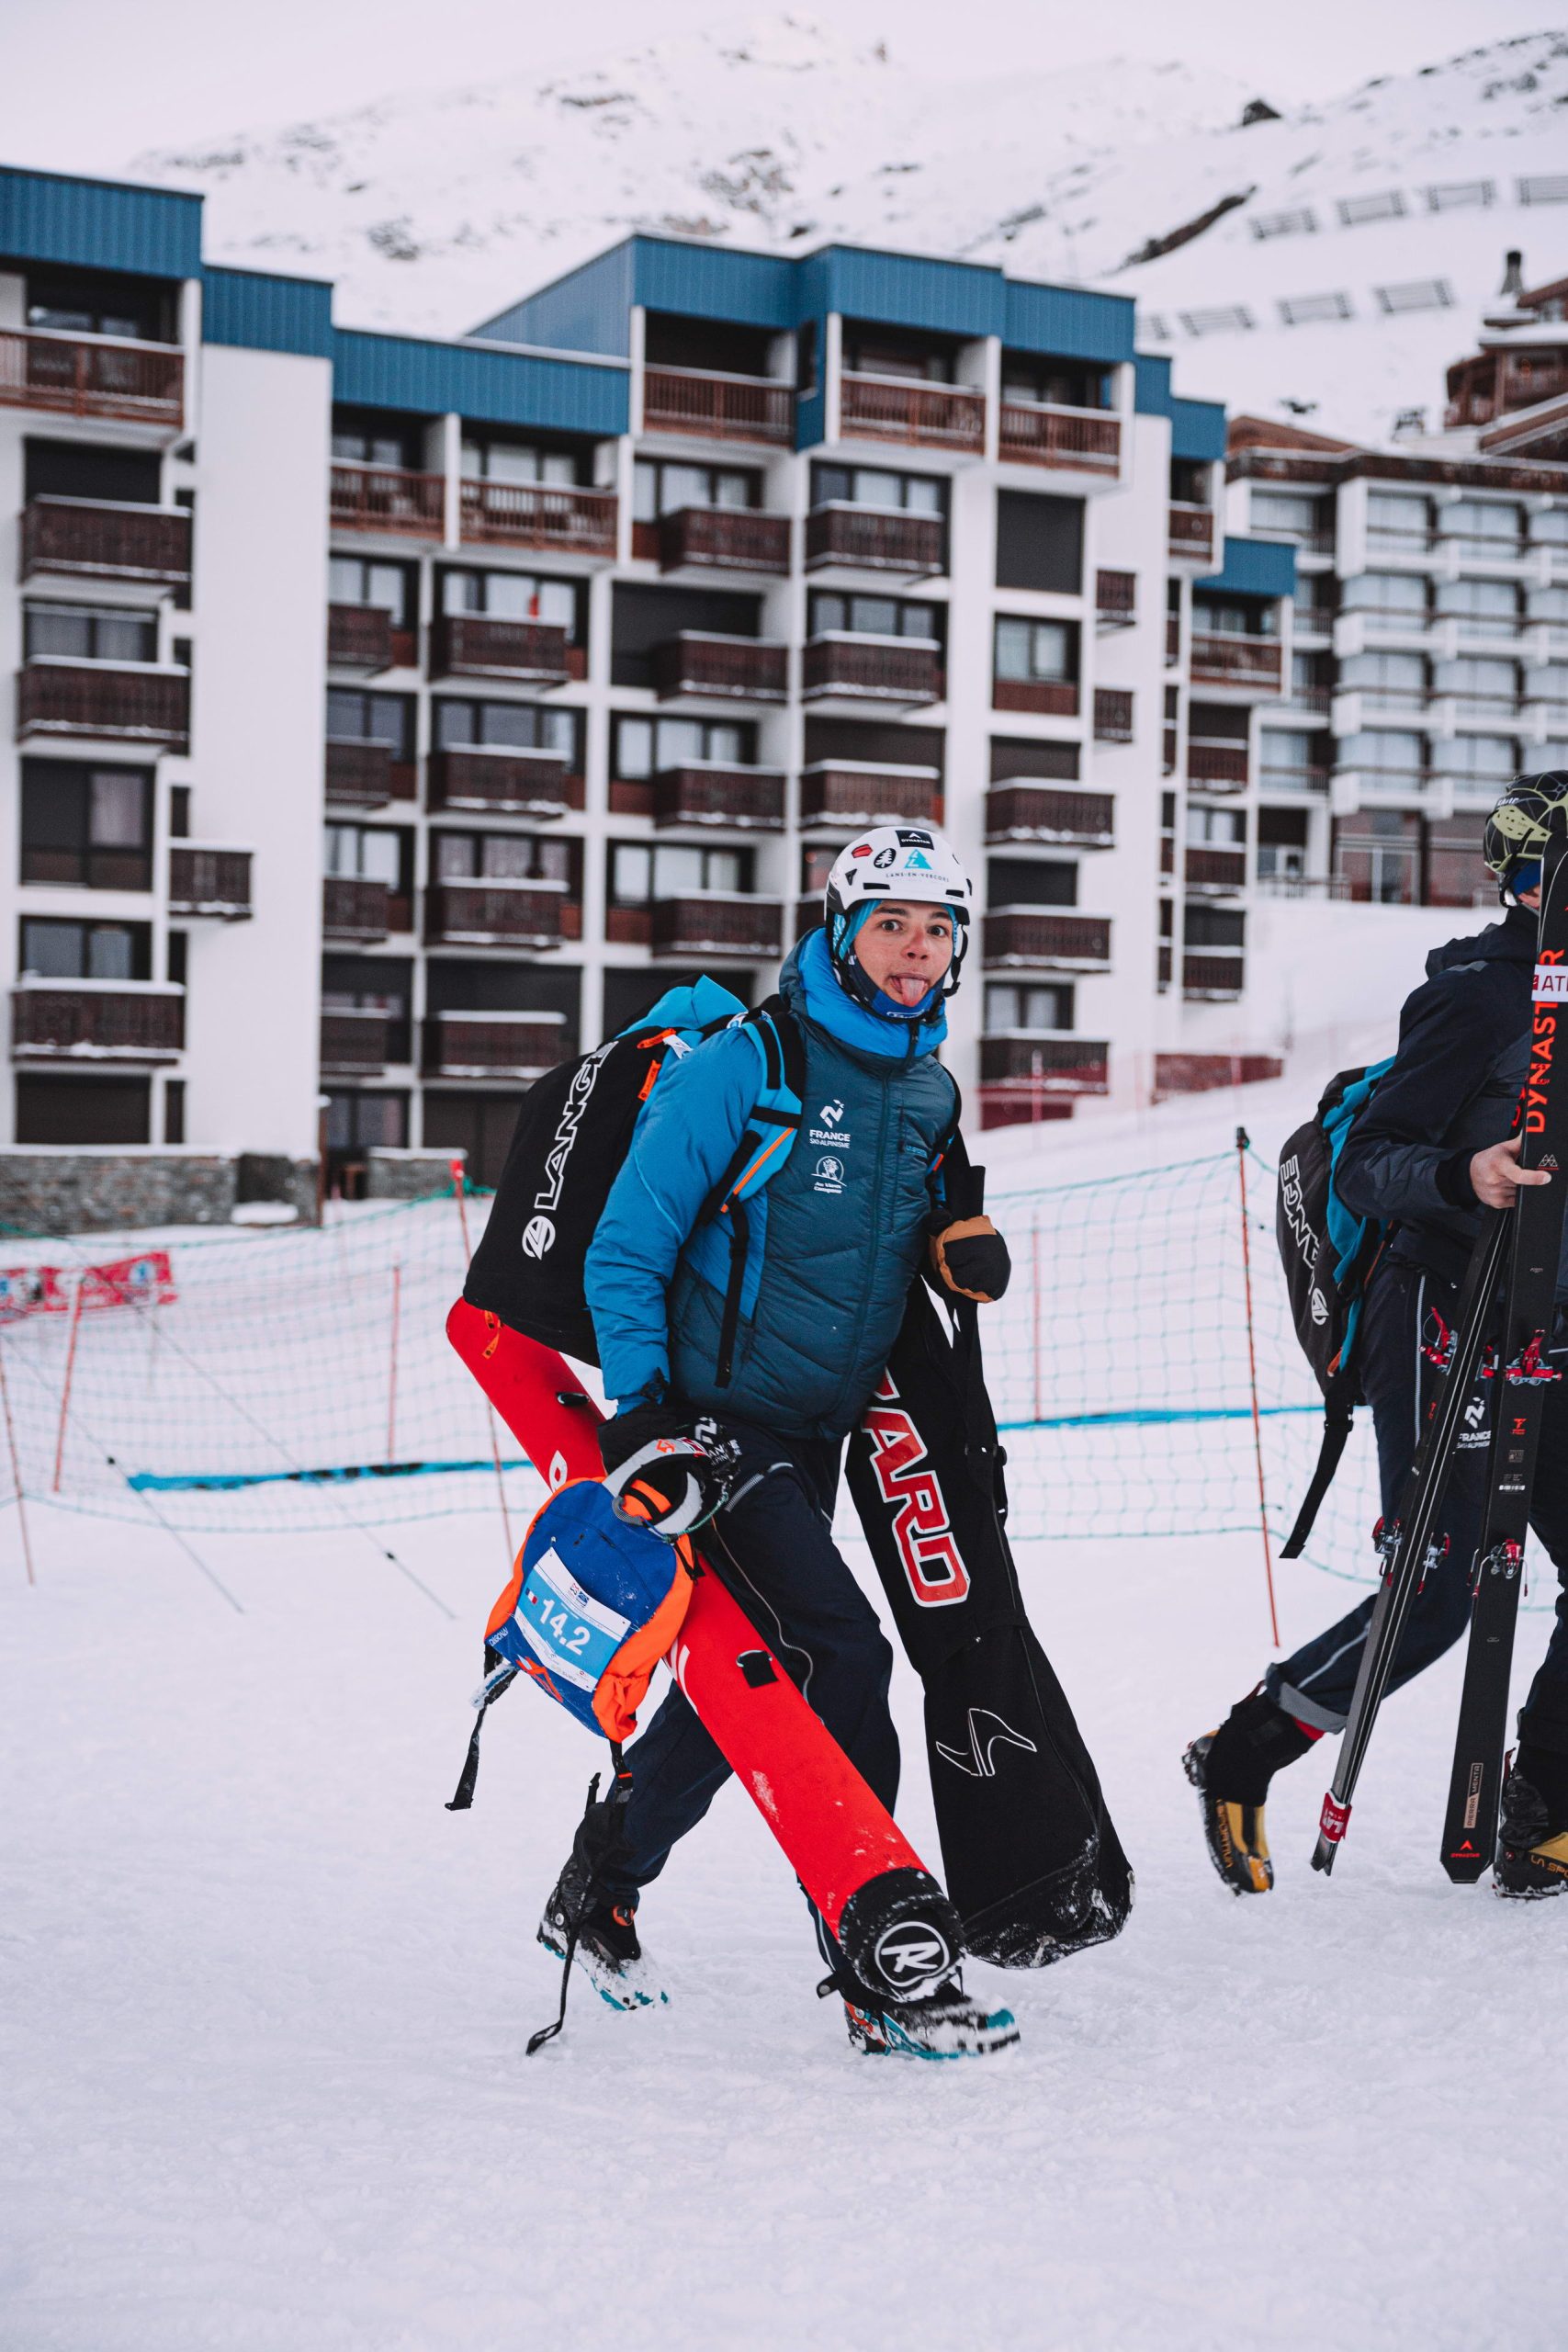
[{"x1": 0, "y1": 1, "x2": 1560, "y2": 175}]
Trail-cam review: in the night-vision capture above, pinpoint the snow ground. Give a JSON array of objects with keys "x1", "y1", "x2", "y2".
[{"x1": 5, "y1": 1483, "x2": 1565, "y2": 2351}]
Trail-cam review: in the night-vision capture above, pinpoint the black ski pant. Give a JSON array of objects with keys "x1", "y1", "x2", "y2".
[
  {"x1": 1266, "y1": 1255, "x2": 1568, "y2": 1760},
  {"x1": 603, "y1": 1416, "x2": 901, "y2": 1971}
]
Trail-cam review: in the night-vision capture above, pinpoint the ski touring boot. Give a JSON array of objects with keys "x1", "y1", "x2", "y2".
[
  {"x1": 538, "y1": 1850, "x2": 668, "y2": 2012},
  {"x1": 1495, "y1": 1753, "x2": 1568, "y2": 1900},
  {"x1": 825, "y1": 1971, "x2": 1020, "y2": 2061},
  {"x1": 1184, "y1": 1690, "x2": 1319, "y2": 1896}
]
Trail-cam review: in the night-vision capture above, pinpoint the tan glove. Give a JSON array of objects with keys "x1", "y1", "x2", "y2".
[{"x1": 929, "y1": 1216, "x2": 1011, "y2": 1303}]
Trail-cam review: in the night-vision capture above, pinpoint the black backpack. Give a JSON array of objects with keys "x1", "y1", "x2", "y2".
[{"x1": 465, "y1": 980, "x2": 805, "y2": 1367}]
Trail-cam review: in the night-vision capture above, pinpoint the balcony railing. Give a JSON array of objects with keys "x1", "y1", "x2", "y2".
[
  {"x1": 985, "y1": 786, "x2": 1113, "y2": 846},
  {"x1": 979, "y1": 1035, "x2": 1111, "y2": 1095},
  {"x1": 654, "y1": 632, "x2": 789, "y2": 703},
  {"x1": 1092, "y1": 687, "x2": 1134, "y2": 742},
  {"x1": 330, "y1": 461, "x2": 445, "y2": 539},
  {"x1": 659, "y1": 505, "x2": 791, "y2": 574},
  {"x1": 322, "y1": 876, "x2": 393, "y2": 941},
  {"x1": 1168, "y1": 503, "x2": 1216, "y2": 563},
  {"x1": 321, "y1": 1006, "x2": 393, "y2": 1074},
  {"x1": 423, "y1": 1009, "x2": 570, "y2": 1079},
  {"x1": 1184, "y1": 846, "x2": 1248, "y2": 890},
  {"x1": 327, "y1": 603, "x2": 415, "y2": 673},
  {"x1": 1182, "y1": 953, "x2": 1246, "y2": 1000},
  {"x1": 324, "y1": 740, "x2": 417, "y2": 807},
  {"x1": 840, "y1": 373, "x2": 986, "y2": 453},
  {"x1": 22, "y1": 497, "x2": 191, "y2": 585},
  {"x1": 1189, "y1": 634, "x2": 1283, "y2": 693},
  {"x1": 428, "y1": 745, "x2": 580, "y2": 817},
  {"x1": 983, "y1": 910, "x2": 1111, "y2": 967},
  {"x1": 17, "y1": 662, "x2": 188, "y2": 747},
  {"x1": 459, "y1": 478, "x2": 618, "y2": 556},
  {"x1": 12, "y1": 980, "x2": 185, "y2": 1060},
  {"x1": 991, "y1": 675, "x2": 1079, "y2": 717},
  {"x1": 1187, "y1": 741, "x2": 1250, "y2": 787},
  {"x1": 425, "y1": 878, "x2": 570, "y2": 947},
  {"x1": 1096, "y1": 570, "x2": 1136, "y2": 628},
  {"x1": 803, "y1": 633, "x2": 943, "y2": 704},
  {"x1": 167, "y1": 846, "x2": 254, "y2": 919},
  {"x1": 642, "y1": 366, "x2": 795, "y2": 446},
  {"x1": 998, "y1": 400, "x2": 1121, "y2": 477},
  {"x1": 1258, "y1": 763, "x2": 1330, "y2": 794},
  {"x1": 799, "y1": 761, "x2": 942, "y2": 829},
  {"x1": 650, "y1": 764, "x2": 786, "y2": 831},
  {"x1": 0, "y1": 330, "x2": 184, "y2": 428},
  {"x1": 805, "y1": 504, "x2": 945, "y2": 576},
  {"x1": 431, "y1": 613, "x2": 571, "y2": 684},
  {"x1": 651, "y1": 894, "x2": 784, "y2": 959}
]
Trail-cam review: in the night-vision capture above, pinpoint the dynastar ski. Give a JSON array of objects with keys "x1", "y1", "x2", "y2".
[
  {"x1": 1440, "y1": 833, "x2": 1568, "y2": 1883},
  {"x1": 1311, "y1": 1202, "x2": 1509, "y2": 1872}
]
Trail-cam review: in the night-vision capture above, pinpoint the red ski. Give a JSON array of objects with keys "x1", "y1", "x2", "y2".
[{"x1": 447, "y1": 1297, "x2": 964, "y2": 1996}]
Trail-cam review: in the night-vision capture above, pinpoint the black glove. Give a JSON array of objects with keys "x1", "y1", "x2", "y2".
[
  {"x1": 599, "y1": 1391, "x2": 737, "y2": 1539},
  {"x1": 929, "y1": 1216, "x2": 1011, "y2": 1304}
]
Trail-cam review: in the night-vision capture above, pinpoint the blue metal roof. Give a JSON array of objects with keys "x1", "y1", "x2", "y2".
[
  {"x1": 0, "y1": 164, "x2": 202, "y2": 282},
  {"x1": 1196, "y1": 536, "x2": 1296, "y2": 599},
  {"x1": 333, "y1": 327, "x2": 627, "y2": 435},
  {"x1": 1170, "y1": 395, "x2": 1227, "y2": 463},
  {"x1": 474, "y1": 241, "x2": 639, "y2": 357},
  {"x1": 1003, "y1": 278, "x2": 1134, "y2": 366},
  {"x1": 202, "y1": 266, "x2": 333, "y2": 357}
]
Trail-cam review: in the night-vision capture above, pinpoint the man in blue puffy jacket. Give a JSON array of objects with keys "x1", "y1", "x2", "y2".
[{"x1": 538, "y1": 826, "x2": 1020, "y2": 2058}]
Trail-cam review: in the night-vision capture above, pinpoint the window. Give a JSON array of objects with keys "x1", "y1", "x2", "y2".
[
  {"x1": 1250, "y1": 492, "x2": 1321, "y2": 541},
  {"x1": 439, "y1": 568, "x2": 579, "y2": 633},
  {"x1": 16, "y1": 1074, "x2": 151, "y2": 1147},
  {"x1": 1258, "y1": 808, "x2": 1310, "y2": 882},
  {"x1": 1530, "y1": 512, "x2": 1568, "y2": 549},
  {"x1": 433, "y1": 699, "x2": 577, "y2": 756},
  {"x1": 633, "y1": 461, "x2": 759, "y2": 521},
  {"x1": 1341, "y1": 650, "x2": 1427, "y2": 702},
  {"x1": 985, "y1": 981, "x2": 1074, "y2": 1033},
  {"x1": 1188, "y1": 807, "x2": 1245, "y2": 846},
  {"x1": 808, "y1": 593, "x2": 939, "y2": 641},
  {"x1": 999, "y1": 355, "x2": 1111, "y2": 408},
  {"x1": 324, "y1": 825, "x2": 403, "y2": 885},
  {"x1": 433, "y1": 833, "x2": 570, "y2": 884},
  {"x1": 1432, "y1": 736, "x2": 1517, "y2": 783},
  {"x1": 164, "y1": 1079, "x2": 185, "y2": 1147},
  {"x1": 1191, "y1": 595, "x2": 1278, "y2": 640},
  {"x1": 328, "y1": 557, "x2": 412, "y2": 625},
  {"x1": 1529, "y1": 586, "x2": 1568, "y2": 625},
  {"x1": 21, "y1": 763, "x2": 152, "y2": 889},
  {"x1": 1338, "y1": 730, "x2": 1426, "y2": 775},
  {"x1": 332, "y1": 413, "x2": 421, "y2": 469},
  {"x1": 1184, "y1": 904, "x2": 1246, "y2": 949},
  {"x1": 325, "y1": 1091, "x2": 409, "y2": 1153},
  {"x1": 995, "y1": 492, "x2": 1083, "y2": 594},
  {"x1": 1342, "y1": 571, "x2": 1427, "y2": 620},
  {"x1": 19, "y1": 917, "x2": 149, "y2": 980},
  {"x1": 1438, "y1": 502, "x2": 1522, "y2": 551},
  {"x1": 986, "y1": 857, "x2": 1077, "y2": 908},
  {"x1": 800, "y1": 845, "x2": 837, "y2": 899},
  {"x1": 460, "y1": 435, "x2": 578, "y2": 486},
  {"x1": 811, "y1": 466, "x2": 943, "y2": 514},
  {"x1": 613, "y1": 716, "x2": 750, "y2": 777},
  {"x1": 1435, "y1": 658, "x2": 1517, "y2": 709},
  {"x1": 326, "y1": 690, "x2": 413, "y2": 753},
  {"x1": 1259, "y1": 729, "x2": 1322, "y2": 783},
  {"x1": 1366, "y1": 492, "x2": 1430, "y2": 545},
  {"x1": 1437, "y1": 578, "x2": 1520, "y2": 633},
  {"x1": 24, "y1": 602, "x2": 157, "y2": 664},
  {"x1": 994, "y1": 617, "x2": 1074, "y2": 683},
  {"x1": 27, "y1": 270, "x2": 172, "y2": 342},
  {"x1": 842, "y1": 328, "x2": 955, "y2": 383},
  {"x1": 610, "y1": 843, "x2": 749, "y2": 902},
  {"x1": 24, "y1": 439, "x2": 161, "y2": 504}
]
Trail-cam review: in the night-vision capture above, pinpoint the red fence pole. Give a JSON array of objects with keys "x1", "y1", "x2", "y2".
[
  {"x1": 0, "y1": 1337, "x2": 36, "y2": 1587},
  {"x1": 450, "y1": 1157, "x2": 513, "y2": 1559},
  {"x1": 1235, "y1": 1127, "x2": 1280, "y2": 1647},
  {"x1": 51, "y1": 1272, "x2": 87, "y2": 1496}
]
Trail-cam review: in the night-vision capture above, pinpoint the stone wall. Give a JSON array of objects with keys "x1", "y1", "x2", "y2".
[
  {"x1": 0, "y1": 1153, "x2": 319, "y2": 1236},
  {"x1": 365, "y1": 1148, "x2": 465, "y2": 1202}
]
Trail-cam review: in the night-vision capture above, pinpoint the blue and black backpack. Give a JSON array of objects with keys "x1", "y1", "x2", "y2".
[{"x1": 1274, "y1": 1057, "x2": 1394, "y2": 1555}]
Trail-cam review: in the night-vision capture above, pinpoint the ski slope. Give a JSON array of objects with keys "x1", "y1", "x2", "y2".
[{"x1": 5, "y1": 1073, "x2": 1566, "y2": 2351}]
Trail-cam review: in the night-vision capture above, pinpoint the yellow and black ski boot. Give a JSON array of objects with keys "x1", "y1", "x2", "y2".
[
  {"x1": 1183, "y1": 1690, "x2": 1318, "y2": 1896},
  {"x1": 1495, "y1": 1757, "x2": 1568, "y2": 1900}
]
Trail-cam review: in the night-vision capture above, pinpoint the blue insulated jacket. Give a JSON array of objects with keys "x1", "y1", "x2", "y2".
[{"x1": 585, "y1": 929, "x2": 959, "y2": 1440}]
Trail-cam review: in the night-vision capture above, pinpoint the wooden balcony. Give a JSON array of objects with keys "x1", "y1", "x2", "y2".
[
  {"x1": 327, "y1": 603, "x2": 415, "y2": 673},
  {"x1": 325, "y1": 740, "x2": 417, "y2": 807},
  {"x1": 0, "y1": 330, "x2": 184, "y2": 429},
  {"x1": 12, "y1": 981, "x2": 184, "y2": 1061},
  {"x1": 1188, "y1": 741, "x2": 1250, "y2": 788},
  {"x1": 983, "y1": 910, "x2": 1111, "y2": 968},
  {"x1": 1184, "y1": 847, "x2": 1247, "y2": 891},
  {"x1": 1182, "y1": 953, "x2": 1246, "y2": 1000},
  {"x1": 642, "y1": 366, "x2": 795, "y2": 446},
  {"x1": 1190, "y1": 635, "x2": 1283, "y2": 694},
  {"x1": 651, "y1": 894, "x2": 783, "y2": 959},
  {"x1": 840, "y1": 373, "x2": 986, "y2": 453},
  {"x1": 423, "y1": 1010, "x2": 570, "y2": 1079},
  {"x1": 979, "y1": 1035, "x2": 1111, "y2": 1095},
  {"x1": 1092, "y1": 687, "x2": 1134, "y2": 742},
  {"x1": 1168, "y1": 503, "x2": 1217, "y2": 564},
  {"x1": 22, "y1": 498, "x2": 190, "y2": 585},
  {"x1": 1096, "y1": 570, "x2": 1136, "y2": 628},
  {"x1": 991, "y1": 676, "x2": 1078, "y2": 718},
  {"x1": 804, "y1": 504, "x2": 945, "y2": 576},
  {"x1": 802, "y1": 633, "x2": 943, "y2": 705},
  {"x1": 425, "y1": 879, "x2": 570, "y2": 947},
  {"x1": 428, "y1": 746, "x2": 581, "y2": 817},
  {"x1": 658, "y1": 506, "x2": 791, "y2": 575},
  {"x1": 168, "y1": 846, "x2": 253, "y2": 920},
  {"x1": 321, "y1": 1005, "x2": 393, "y2": 1075},
  {"x1": 458, "y1": 478, "x2": 617, "y2": 556},
  {"x1": 17, "y1": 662, "x2": 188, "y2": 747},
  {"x1": 651, "y1": 765, "x2": 786, "y2": 831},
  {"x1": 330, "y1": 461, "x2": 445, "y2": 539},
  {"x1": 431, "y1": 613, "x2": 571, "y2": 684},
  {"x1": 998, "y1": 401, "x2": 1121, "y2": 477},
  {"x1": 799, "y1": 761, "x2": 942, "y2": 829},
  {"x1": 985, "y1": 786, "x2": 1113, "y2": 846},
  {"x1": 322, "y1": 876, "x2": 394, "y2": 941},
  {"x1": 653, "y1": 632, "x2": 788, "y2": 703}
]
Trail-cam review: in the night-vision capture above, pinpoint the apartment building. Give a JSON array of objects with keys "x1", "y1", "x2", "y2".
[
  {"x1": 1227, "y1": 257, "x2": 1568, "y2": 913},
  {"x1": 0, "y1": 163, "x2": 1294, "y2": 1218}
]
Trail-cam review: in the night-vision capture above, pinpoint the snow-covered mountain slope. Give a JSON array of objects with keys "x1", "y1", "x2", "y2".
[{"x1": 130, "y1": 18, "x2": 1568, "y2": 442}]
